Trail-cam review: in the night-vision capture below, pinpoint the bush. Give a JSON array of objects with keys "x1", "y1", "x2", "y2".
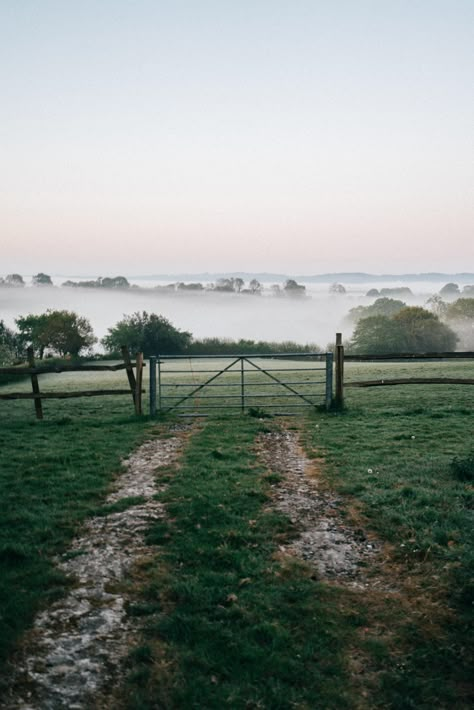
[{"x1": 187, "y1": 338, "x2": 321, "y2": 356}]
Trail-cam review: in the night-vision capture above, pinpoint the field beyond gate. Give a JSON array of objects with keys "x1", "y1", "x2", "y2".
[{"x1": 150, "y1": 352, "x2": 332, "y2": 415}]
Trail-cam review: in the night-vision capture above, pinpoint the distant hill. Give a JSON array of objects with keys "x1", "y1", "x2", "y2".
[{"x1": 132, "y1": 272, "x2": 474, "y2": 284}]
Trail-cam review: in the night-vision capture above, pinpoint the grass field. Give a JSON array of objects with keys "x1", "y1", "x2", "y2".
[{"x1": 0, "y1": 357, "x2": 472, "y2": 707}]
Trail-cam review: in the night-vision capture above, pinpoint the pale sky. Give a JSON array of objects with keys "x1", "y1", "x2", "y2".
[{"x1": 1, "y1": 0, "x2": 473, "y2": 276}]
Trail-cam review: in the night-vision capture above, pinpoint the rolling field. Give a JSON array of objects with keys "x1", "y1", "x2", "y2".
[{"x1": 0, "y1": 358, "x2": 472, "y2": 707}]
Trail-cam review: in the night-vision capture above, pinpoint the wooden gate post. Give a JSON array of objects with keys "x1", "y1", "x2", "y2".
[
  {"x1": 335, "y1": 333, "x2": 344, "y2": 409},
  {"x1": 27, "y1": 347, "x2": 43, "y2": 420},
  {"x1": 325, "y1": 351, "x2": 334, "y2": 411},
  {"x1": 135, "y1": 352, "x2": 144, "y2": 415},
  {"x1": 149, "y1": 356, "x2": 157, "y2": 416},
  {"x1": 121, "y1": 345, "x2": 137, "y2": 409}
]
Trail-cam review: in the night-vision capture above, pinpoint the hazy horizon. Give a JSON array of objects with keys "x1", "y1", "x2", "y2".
[{"x1": 1, "y1": 277, "x2": 469, "y2": 352}]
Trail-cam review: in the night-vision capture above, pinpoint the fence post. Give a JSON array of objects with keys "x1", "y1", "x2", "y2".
[
  {"x1": 135, "y1": 352, "x2": 144, "y2": 415},
  {"x1": 27, "y1": 347, "x2": 43, "y2": 420},
  {"x1": 325, "y1": 351, "x2": 334, "y2": 411},
  {"x1": 335, "y1": 333, "x2": 344, "y2": 409},
  {"x1": 121, "y1": 345, "x2": 137, "y2": 408},
  {"x1": 149, "y1": 356, "x2": 157, "y2": 416},
  {"x1": 241, "y1": 357, "x2": 245, "y2": 412},
  {"x1": 157, "y1": 356, "x2": 162, "y2": 413}
]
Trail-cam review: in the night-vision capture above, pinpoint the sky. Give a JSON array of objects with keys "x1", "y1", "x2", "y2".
[{"x1": 1, "y1": 0, "x2": 473, "y2": 276}]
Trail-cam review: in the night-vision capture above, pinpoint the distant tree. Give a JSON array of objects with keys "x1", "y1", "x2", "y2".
[
  {"x1": 176, "y1": 282, "x2": 204, "y2": 291},
  {"x1": 425, "y1": 295, "x2": 448, "y2": 318},
  {"x1": 365, "y1": 288, "x2": 380, "y2": 297},
  {"x1": 444, "y1": 298, "x2": 474, "y2": 322},
  {"x1": 101, "y1": 276, "x2": 130, "y2": 289},
  {"x1": 346, "y1": 298, "x2": 406, "y2": 324},
  {"x1": 16, "y1": 310, "x2": 96, "y2": 358},
  {"x1": 329, "y1": 282, "x2": 346, "y2": 294},
  {"x1": 102, "y1": 311, "x2": 191, "y2": 356},
  {"x1": 349, "y1": 307, "x2": 457, "y2": 354},
  {"x1": 270, "y1": 284, "x2": 282, "y2": 296},
  {"x1": 249, "y1": 279, "x2": 262, "y2": 293},
  {"x1": 439, "y1": 282, "x2": 460, "y2": 297},
  {"x1": 462, "y1": 285, "x2": 474, "y2": 295},
  {"x1": 233, "y1": 277, "x2": 245, "y2": 293},
  {"x1": 32, "y1": 272, "x2": 53, "y2": 286},
  {"x1": 283, "y1": 279, "x2": 306, "y2": 295},
  {"x1": 5, "y1": 274, "x2": 24, "y2": 287},
  {"x1": 379, "y1": 287, "x2": 413, "y2": 298},
  {"x1": 213, "y1": 278, "x2": 235, "y2": 292}
]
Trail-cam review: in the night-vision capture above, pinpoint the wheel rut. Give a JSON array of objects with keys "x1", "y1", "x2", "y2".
[{"x1": 3, "y1": 424, "x2": 192, "y2": 710}]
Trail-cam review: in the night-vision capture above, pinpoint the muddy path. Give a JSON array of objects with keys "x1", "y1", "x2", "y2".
[
  {"x1": 3, "y1": 423, "x2": 192, "y2": 710},
  {"x1": 3, "y1": 419, "x2": 393, "y2": 708},
  {"x1": 256, "y1": 427, "x2": 387, "y2": 589}
]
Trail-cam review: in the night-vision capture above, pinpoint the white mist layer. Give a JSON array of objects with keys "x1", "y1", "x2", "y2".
[{"x1": 0, "y1": 279, "x2": 462, "y2": 351}]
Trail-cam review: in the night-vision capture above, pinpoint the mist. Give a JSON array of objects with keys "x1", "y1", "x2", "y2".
[{"x1": 0, "y1": 277, "x2": 457, "y2": 352}]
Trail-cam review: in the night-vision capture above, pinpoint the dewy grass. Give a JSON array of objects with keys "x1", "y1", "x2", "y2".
[
  {"x1": 124, "y1": 417, "x2": 358, "y2": 709},
  {"x1": 0, "y1": 371, "x2": 153, "y2": 670},
  {"x1": 1, "y1": 359, "x2": 473, "y2": 706},
  {"x1": 300, "y1": 369, "x2": 473, "y2": 708}
]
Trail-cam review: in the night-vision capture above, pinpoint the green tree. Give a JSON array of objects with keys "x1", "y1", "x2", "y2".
[
  {"x1": 349, "y1": 316, "x2": 404, "y2": 354},
  {"x1": 16, "y1": 310, "x2": 96, "y2": 358},
  {"x1": 15, "y1": 313, "x2": 51, "y2": 358},
  {"x1": 0, "y1": 320, "x2": 17, "y2": 364},
  {"x1": 349, "y1": 307, "x2": 457, "y2": 354},
  {"x1": 393, "y1": 307, "x2": 457, "y2": 352},
  {"x1": 444, "y1": 298, "x2": 474, "y2": 322},
  {"x1": 347, "y1": 298, "x2": 406, "y2": 324},
  {"x1": 102, "y1": 311, "x2": 191, "y2": 356}
]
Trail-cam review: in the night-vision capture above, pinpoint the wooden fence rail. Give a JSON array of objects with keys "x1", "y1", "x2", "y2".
[
  {"x1": 334, "y1": 333, "x2": 474, "y2": 408},
  {"x1": 0, "y1": 347, "x2": 145, "y2": 419}
]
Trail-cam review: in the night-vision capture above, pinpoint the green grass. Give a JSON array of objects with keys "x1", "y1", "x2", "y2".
[
  {"x1": 0, "y1": 367, "x2": 153, "y2": 669},
  {"x1": 123, "y1": 417, "x2": 358, "y2": 709},
  {"x1": 1, "y1": 358, "x2": 473, "y2": 707},
  {"x1": 300, "y1": 361, "x2": 474, "y2": 707}
]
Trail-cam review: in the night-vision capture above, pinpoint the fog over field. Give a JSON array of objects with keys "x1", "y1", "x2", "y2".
[{"x1": 0, "y1": 276, "x2": 463, "y2": 351}]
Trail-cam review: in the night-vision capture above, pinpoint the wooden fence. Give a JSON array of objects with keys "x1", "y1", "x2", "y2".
[
  {"x1": 334, "y1": 333, "x2": 474, "y2": 408},
  {"x1": 0, "y1": 346, "x2": 145, "y2": 419}
]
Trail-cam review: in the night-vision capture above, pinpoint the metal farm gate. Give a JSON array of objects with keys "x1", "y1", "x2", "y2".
[{"x1": 148, "y1": 352, "x2": 333, "y2": 416}]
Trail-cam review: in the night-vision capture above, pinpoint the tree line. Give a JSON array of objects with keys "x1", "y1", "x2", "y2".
[
  {"x1": 1, "y1": 296, "x2": 473, "y2": 367},
  {"x1": 0, "y1": 310, "x2": 321, "y2": 367},
  {"x1": 0, "y1": 273, "x2": 308, "y2": 296}
]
